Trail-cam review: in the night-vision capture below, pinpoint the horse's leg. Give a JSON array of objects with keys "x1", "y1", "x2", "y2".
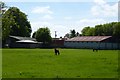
[
  {"x1": 58, "y1": 50, "x2": 60, "y2": 55},
  {"x1": 55, "y1": 50, "x2": 57, "y2": 55}
]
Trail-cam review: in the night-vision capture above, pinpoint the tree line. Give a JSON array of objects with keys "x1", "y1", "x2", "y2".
[
  {"x1": 81, "y1": 22, "x2": 120, "y2": 37},
  {"x1": 64, "y1": 22, "x2": 120, "y2": 39}
]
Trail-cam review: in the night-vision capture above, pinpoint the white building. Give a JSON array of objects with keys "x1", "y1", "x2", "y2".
[
  {"x1": 64, "y1": 36, "x2": 120, "y2": 50},
  {"x1": 5, "y1": 36, "x2": 42, "y2": 48}
]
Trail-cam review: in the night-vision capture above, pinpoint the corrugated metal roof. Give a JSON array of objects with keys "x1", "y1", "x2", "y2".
[
  {"x1": 17, "y1": 40, "x2": 35, "y2": 42},
  {"x1": 9, "y1": 36, "x2": 36, "y2": 41},
  {"x1": 65, "y1": 36, "x2": 112, "y2": 42},
  {"x1": 16, "y1": 40, "x2": 42, "y2": 43}
]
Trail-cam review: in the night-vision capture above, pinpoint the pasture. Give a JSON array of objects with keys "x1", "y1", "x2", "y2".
[{"x1": 2, "y1": 49, "x2": 118, "y2": 78}]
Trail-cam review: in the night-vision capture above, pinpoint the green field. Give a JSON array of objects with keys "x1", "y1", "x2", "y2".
[{"x1": 2, "y1": 49, "x2": 119, "y2": 78}]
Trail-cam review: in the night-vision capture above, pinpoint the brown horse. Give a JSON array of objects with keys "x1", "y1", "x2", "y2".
[
  {"x1": 93, "y1": 48, "x2": 98, "y2": 52},
  {"x1": 54, "y1": 48, "x2": 60, "y2": 55}
]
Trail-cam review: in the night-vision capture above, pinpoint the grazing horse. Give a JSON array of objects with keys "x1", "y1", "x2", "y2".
[
  {"x1": 54, "y1": 48, "x2": 60, "y2": 55},
  {"x1": 93, "y1": 48, "x2": 98, "y2": 52}
]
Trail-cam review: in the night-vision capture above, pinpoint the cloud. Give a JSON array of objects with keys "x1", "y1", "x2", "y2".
[
  {"x1": 31, "y1": 21, "x2": 51, "y2": 33},
  {"x1": 31, "y1": 18, "x2": 107, "y2": 37},
  {"x1": 64, "y1": 17, "x2": 72, "y2": 20},
  {"x1": 43, "y1": 15, "x2": 53, "y2": 19},
  {"x1": 75, "y1": 18, "x2": 108, "y2": 33},
  {"x1": 76, "y1": 18, "x2": 106, "y2": 26},
  {"x1": 93, "y1": 0, "x2": 106, "y2": 5},
  {"x1": 31, "y1": 21, "x2": 68, "y2": 37},
  {"x1": 31, "y1": 18, "x2": 109, "y2": 37},
  {"x1": 91, "y1": 0, "x2": 118, "y2": 17},
  {"x1": 32, "y1": 6, "x2": 53, "y2": 14},
  {"x1": 31, "y1": 21, "x2": 50, "y2": 27},
  {"x1": 50, "y1": 25, "x2": 69, "y2": 38}
]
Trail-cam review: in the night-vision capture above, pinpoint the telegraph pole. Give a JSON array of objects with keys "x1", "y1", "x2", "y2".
[
  {"x1": 0, "y1": 2, "x2": 8, "y2": 48},
  {"x1": 55, "y1": 31, "x2": 57, "y2": 47},
  {"x1": 55, "y1": 31, "x2": 57, "y2": 38}
]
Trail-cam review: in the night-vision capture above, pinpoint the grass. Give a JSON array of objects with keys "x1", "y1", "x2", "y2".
[{"x1": 2, "y1": 49, "x2": 119, "y2": 78}]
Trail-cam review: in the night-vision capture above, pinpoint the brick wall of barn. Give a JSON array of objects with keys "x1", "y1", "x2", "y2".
[
  {"x1": 51, "y1": 39, "x2": 64, "y2": 48},
  {"x1": 64, "y1": 41, "x2": 120, "y2": 49}
]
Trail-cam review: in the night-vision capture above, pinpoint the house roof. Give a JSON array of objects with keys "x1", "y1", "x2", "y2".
[
  {"x1": 65, "y1": 36, "x2": 112, "y2": 42},
  {"x1": 9, "y1": 35, "x2": 36, "y2": 41},
  {"x1": 16, "y1": 40, "x2": 35, "y2": 43},
  {"x1": 16, "y1": 40, "x2": 42, "y2": 44}
]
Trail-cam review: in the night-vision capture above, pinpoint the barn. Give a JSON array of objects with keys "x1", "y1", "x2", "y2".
[
  {"x1": 64, "y1": 36, "x2": 120, "y2": 50},
  {"x1": 51, "y1": 38, "x2": 65, "y2": 48},
  {"x1": 5, "y1": 36, "x2": 42, "y2": 48}
]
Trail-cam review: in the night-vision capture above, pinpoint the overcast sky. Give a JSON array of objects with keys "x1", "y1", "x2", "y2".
[{"x1": 4, "y1": 0, "x2": 118, "y2": 38}]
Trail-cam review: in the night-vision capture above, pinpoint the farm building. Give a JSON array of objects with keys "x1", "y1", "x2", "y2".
[
  {"x1": 51, "y1": 38, "x2": 65, "y2": 48},
  {"x1": 64, "y1": 36, "x2": 120, "y2": 49},
  {"x1": 5, "y1": 36, "x2": 42, "y2": 48}
]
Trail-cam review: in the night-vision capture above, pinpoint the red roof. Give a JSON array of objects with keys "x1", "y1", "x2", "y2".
[{"x1": 65, "y1": 36, "x2": 112, "y2": 42}]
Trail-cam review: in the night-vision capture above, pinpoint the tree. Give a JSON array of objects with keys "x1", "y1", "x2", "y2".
[
  {"x1": 35, "y1": 27, "x2": 52, "y2": 44},
  {"x1": 81, "y1": 26, "x2": 90, "y2": 36},
  {"x1": 102, "y1": 22, "x2": 116, "y2": 36},
  {"x1": 32, "y1": 31, "x2": 36, "y2": 38},
  {"x1": 86, "y1": 27, "x2": 95, "y2": 36},
  {"x1": 2, "y1": 7, "x2": 32, "y2": 42},
  {"x1": 64, "y1": 33, "x2": 70, "y2": 38},
  {"x1": 70, "y1": 29, "x2": 76, "y2": 38},
  {"x1": 81, "y1": 26, "x2": 95, "y2": 36},
  {"x1": 81, "y1": 22, "x2": 120, "y2": 37},
  {"x1": 94, "y1": 24, "x2": 104, "y2": 36},
  {"x1": 113, "y1": 22, "x2": 120, "y2": 37},
  {"x1": 76, "y1": 32, "x2": 80, "y2": 36}
]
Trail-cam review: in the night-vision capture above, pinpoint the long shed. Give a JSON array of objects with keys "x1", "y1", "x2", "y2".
[{"x1": 64, "y1": 36, "x2": 120, "y2": 49}]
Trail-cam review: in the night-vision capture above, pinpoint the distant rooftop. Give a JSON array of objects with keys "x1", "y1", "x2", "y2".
[
  {"x1": 65, "y1": 36, "x2": 112, "y2": 42},
  {"x1": 9, "y1": 35, "x2": 36, "y2": 41}
]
